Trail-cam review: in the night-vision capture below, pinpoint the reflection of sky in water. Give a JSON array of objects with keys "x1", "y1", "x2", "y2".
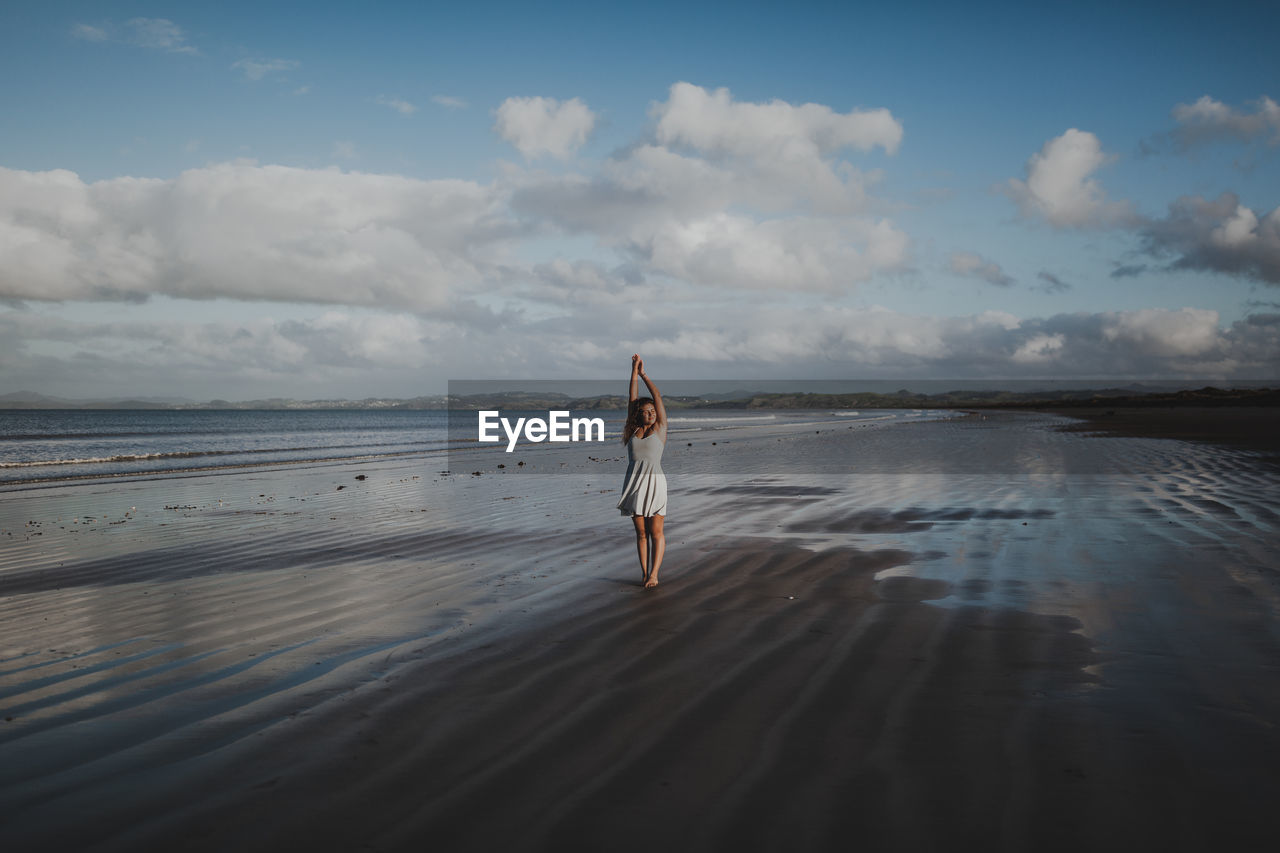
[
  {"x1": 672, "y1": 422, "x2": 1276, "y2": 652},
  {"x1": 3, "y1": 413, "x2": 1275, "y2": 772}
]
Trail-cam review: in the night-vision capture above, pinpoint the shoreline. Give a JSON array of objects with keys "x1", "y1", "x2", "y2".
[
  {"x1": 0, "y1": 407, "x2": 949, "y2": 489},
  {"x1": 0, "y1": 448, "x2": 454, "y2": 491}
]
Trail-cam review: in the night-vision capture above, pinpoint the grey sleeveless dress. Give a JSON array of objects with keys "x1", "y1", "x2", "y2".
[{"x1": 617, "y1": 426, "x2": 668, "y2": 517}]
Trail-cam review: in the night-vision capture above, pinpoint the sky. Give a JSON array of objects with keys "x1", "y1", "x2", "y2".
[{"x1": 1, "y1": 0, "x2": 1278, "y2": 400}]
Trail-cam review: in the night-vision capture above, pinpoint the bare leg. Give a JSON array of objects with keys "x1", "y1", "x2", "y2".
[
  {"x1": 644, "y1": 514, "x2": 665, "y2": 588},
  {"x1": 631, "y1": 515, "x2": 649, "y2": 584}
]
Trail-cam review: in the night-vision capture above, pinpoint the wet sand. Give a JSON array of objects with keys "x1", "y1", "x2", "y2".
[
  {"x1": 2, "y1": 412, "x2": 1279, "y2": 851},
  {"x1": 1046, "y1": 405, "x2": 1280, "y2": 454}
]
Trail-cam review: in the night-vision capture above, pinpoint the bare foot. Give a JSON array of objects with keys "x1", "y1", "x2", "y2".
[{"x1": 644, "y1": 576, "x2": 659, "y2": 589}]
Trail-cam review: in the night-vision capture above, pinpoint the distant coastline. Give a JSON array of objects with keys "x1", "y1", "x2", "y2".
[
  {"x1": 2, "y1": 385, "x2": 1277, "y2": 412},
  {"x1": 0, "y1": 392, "x2": 450, "y2": 411}
]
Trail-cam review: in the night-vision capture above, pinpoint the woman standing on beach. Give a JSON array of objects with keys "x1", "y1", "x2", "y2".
[{"x1": 617, "y1": 354, "x2": 667, "y2": 588}]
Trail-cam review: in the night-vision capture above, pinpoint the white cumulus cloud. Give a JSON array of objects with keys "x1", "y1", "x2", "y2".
[
  {"x1": 0, "y1": 163, "x2": 515, "y2": 309},
  {"x1": 507, "y1": 85, "x2": 910, "y2": 292},
  {"x1": 654, "y1": 82, "x2": 902, "y2": 158},
  {"x1": 1011, "y1": 333, "x2": 1066, "y2": 364},
  {"x1": 10, "y1": 80, "x2": 1277, "y2": 399},
  {"x1": 637, "y1": 213, "x2": 909, "y2": 291},
  {"x1": 494, "y1": 96, "x2": 595, "y2": 160},
  {"x1": 5, "y1": 301, "x2": 1276, "y2": 401},
  {"x1": 1005, "y1": 129, "x2": 1134, "y2": 228},
  {"x1": 1139, "y1": 192, "x2": 1280, "y2": 284},
  {"x1": 647, "y1": 82, "x2": 899, "y2": 214},
  {"x1": 1170, "y1": 95, "x2": 1280, "y2": 148},
  {"x1": 1100, "y1": 308, "x2": 1221, "y2": 358},
  {"x1": 620, "y1": 304, "x2": 1264, "y2": 378}
]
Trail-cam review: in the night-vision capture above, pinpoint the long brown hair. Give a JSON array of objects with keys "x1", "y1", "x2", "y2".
[{"x1": 622, "y1": 397, "x2": 660, "y2": 444}]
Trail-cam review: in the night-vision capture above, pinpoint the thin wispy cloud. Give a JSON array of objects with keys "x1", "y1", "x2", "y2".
[
  {"x1": 70, "y1": 23, "x2": 109, "y2": 42},
  {"x1": 375, "y1": 95, "x2": 418, "y2": 116},
  {"x1": 232, "y1": 57, "x2": 300, "y2": 81},
  {"x1": 1036, "y1": 271, "x2": 1071, "y2": 293},
  {"x1": 949, "y1": 252, "x2": 1014, "y2": 287},
  {"x1": 432, "y1": 95, "x2": 468, "y2": 109},
  {"x1": 1111, "y1": 263, "x2": 1148, "y2": 279},
  {"x1": 70, "y1": 18, "x2": 199, "y2": 55},
  {"x1": 126, "y1": 18, "x2": 199, "y2": 54}
]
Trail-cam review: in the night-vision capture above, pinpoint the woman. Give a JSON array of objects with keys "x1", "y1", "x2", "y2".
[{"x1": 617, "y1": 354, "x2": 667, "y2": 588}]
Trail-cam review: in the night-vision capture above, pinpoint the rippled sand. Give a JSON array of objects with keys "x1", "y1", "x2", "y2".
[{"x1": 2, "y1": 412, "x2": 1278, "y2": 851}]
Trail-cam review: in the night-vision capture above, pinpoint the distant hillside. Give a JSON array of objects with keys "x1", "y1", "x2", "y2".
[
  {"x1": 699, "y1": 386, "x2": 1280, "y2": 410},
  {"x1": 444, "y1": 394, "x2": 712, "y2": 411},
  {"x1": 0, "y1": 391, "x2": 184, "y2": 409},
  {"x1": 0, "y1": 392, "x2": 449, "y2": 411},
  {"x1": 1002, "y1": 386, "x2": 1280, "y2": 409},
  {"x1": 180, "y1": 396, "x2": 451, "y2": 410},
  {"x1": 2, "y1": 386, "x2": 1275, "y2": 411}
]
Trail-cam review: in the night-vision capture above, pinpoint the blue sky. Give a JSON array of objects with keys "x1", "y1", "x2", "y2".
[{"x1": 1, "y1": 0, "x2": 1278, "y2": 399}]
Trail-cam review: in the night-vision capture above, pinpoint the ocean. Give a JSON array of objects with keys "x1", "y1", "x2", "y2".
[
  {"x1": 0, "y1": 409, "x2": 453, "y2": 486},
  {"x1": 0, "y1": 407, "x2": 952, "y2": 486}
]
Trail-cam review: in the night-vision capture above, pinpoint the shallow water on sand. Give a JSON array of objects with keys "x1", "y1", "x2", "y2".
[{"x1": 2, "y1": 411, "x2": 1278, "y2": 851}]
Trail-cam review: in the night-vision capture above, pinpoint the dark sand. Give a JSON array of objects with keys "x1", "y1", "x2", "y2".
[
  {"x1": 1047, "y1": 405, "x2": 1280, "y2": 454},
  {"x1": 3, "y1": 412, "x2": 1279, "y2": 851}
]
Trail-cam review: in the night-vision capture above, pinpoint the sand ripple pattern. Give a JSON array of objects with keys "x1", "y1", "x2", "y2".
[{"x1": 2, "y1": 413, "x2": 1279, "y2": 851}]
